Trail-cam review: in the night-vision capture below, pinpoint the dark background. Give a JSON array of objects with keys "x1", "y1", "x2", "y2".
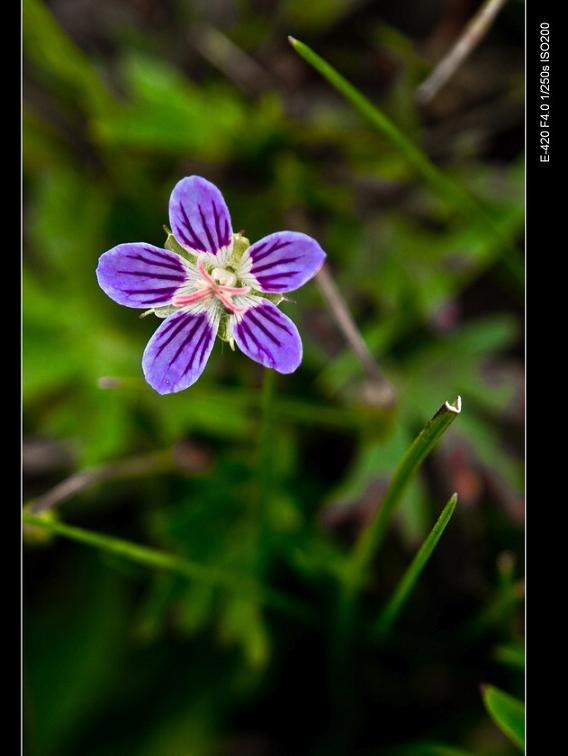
[{"x1": 23, "y1": 1, "x2": 524, "y2": 754}]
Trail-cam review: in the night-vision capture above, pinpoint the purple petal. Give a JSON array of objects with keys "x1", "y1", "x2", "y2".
[
  {"x1": 96, "y1": 243, "x2": 188, "y2": 308},
  {"x1": 169, "y1": 176, "x2": 232, "y2": 255},
  {"x1": 142, "y1": 310, "x2": 218, "y2": 394},
  {"x1": 248, "y1": 231, "x2": 326, "y2": 293},
  {"x1": 233, "y1": 301, "x2": 302, "y2": 374}
]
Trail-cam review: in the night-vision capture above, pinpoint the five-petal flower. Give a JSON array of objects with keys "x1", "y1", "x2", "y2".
[{"x1": 96, "y1": 176, "x2": 326, "y2": 394}]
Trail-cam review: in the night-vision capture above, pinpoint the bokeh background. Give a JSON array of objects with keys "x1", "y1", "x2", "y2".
[{"x1": 23, "y1": 1, "x2": 524, "y2": 754}]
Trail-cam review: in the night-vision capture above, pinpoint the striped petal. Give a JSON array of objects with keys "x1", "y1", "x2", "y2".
[
  {"x1": 169, "y1": 176, "x2": 232, "y2": 256},
  {"x1": 96, "y1": 243, "x2": 188, "y2": 308},
  {"x1": 142, "y1": 309, "x2": 218, "y2": 394},
  {"x1": 232, "y1": 300, "x2": 302, "y2": 374},
  {"x1": 247, "y1": 231, "x2": 326, "y2": 293}
]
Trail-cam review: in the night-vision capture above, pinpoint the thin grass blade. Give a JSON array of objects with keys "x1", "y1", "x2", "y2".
[
  {"x1": 22, "y1": 511, "x2": 315, "y2": 623},
  {"x1": 288, "y1": 37, "x2": 519, "y2": 257},
  {"x1": 373, "y1": 492, "x2": 458, "y2": 640},
  {"x1": 288, "y1": 37, "x2": 475, "y2": 214},
  {"x1": 337, "y1": 396, "x2": 462, "y2": 642}
]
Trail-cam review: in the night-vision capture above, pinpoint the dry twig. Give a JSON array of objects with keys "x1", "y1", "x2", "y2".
[
  {"x1": 417, "y1": 0, "x2": 510, "y2": 104},
  {"x1": 316, "y1": 264, "x2": 395, "y2": 407},
  {"x1": 26, "y1": 444, "x2": 210, "y2": 515}
]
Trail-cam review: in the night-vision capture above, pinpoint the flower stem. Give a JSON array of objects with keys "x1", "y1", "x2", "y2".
[{"x1": 22, "y1": 511, "x2": 315, "y2": 622}]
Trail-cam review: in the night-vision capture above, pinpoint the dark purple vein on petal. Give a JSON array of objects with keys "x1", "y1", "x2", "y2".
[
  {"x1": 198, "y1": 327, "x2": 213, "y2": 363},
  {"x1": 168, "y1": 316, "x2": 204, "y2": 368},
  {"x1": 246, "y1": 311, "x2": 282, "y2": 347},
  {"x1": 179, "y1": 202, "x2": 206, "y2": 251},
  {"x1": 236, "y1": 321, "x2": 251, "y2": 351},
  {"x1": 116, "y1": 270, "x2": 184, "y2": 282},
  {"x1": 250, "y1": 242, "x2": 267, "y2": 255},
  {"x1": 142, "y1": 247, "x2": 185, "y2": 268},
  {"x1": 139, "y1": 295, "x2": 176, "y2": 305},
  {"x1": 252, "y1": 256, "x2": 301, "y2": 274},
  {"x1": 123, "y1": 287, "x2": 178, "y2": 294},
  {"x1": 251, "y1": 240, "x2": 292, "y2": 263},
  {"x1": 155, "y1": 314, "x2": 192, "y2": 357},
  {"x1": 240, "y1": 321, "x2": 275, "y2": 367},
  {"x1": 256, "y1": 306, "x2": 293, "y2": 334},
  {"x1": 258, "y1": 270, "x2": 300, "y2": 280},
  {"x1": 212, "y1": 201, "x2": 222, "y2": 249},
  {"x1": 184, "y1": 322, "x2": 210, "y2": 374},
  {"x1": 125, "y1": 254, "x2": 183, "y2": 273},
  {"x1": 198, "y1": 205, "x2": 216, "y2": 251}
]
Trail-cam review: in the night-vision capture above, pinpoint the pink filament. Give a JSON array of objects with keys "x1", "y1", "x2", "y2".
[
  {"x1": 173, "y1": 258, "x2": 251, "y2": 312},
  {"x1": 197, "y1": 258, "x2": 216, "y2": 286},
  {"x1": 172, "y1": 289, "x2": 212, "y2": 306},
  {"x1": 216, "y1": 292, "x2": 248, "y2": 313},
  {"x1": 217, "y1": 284, "x2": 251, "y2": 294}
]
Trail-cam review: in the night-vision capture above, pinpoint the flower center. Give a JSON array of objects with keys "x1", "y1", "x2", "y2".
[
  {"x1": 172, "y1": 257, "x2": 250, "y2": 313},
  {"x1": 211, "y1": 267, "x2": 237, "y2": 287}
]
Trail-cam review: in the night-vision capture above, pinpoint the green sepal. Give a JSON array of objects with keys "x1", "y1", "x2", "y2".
[
  {"x1": 260, "y1": 292, "x2": 285, "y2": 307},
  {"x1": 230, "y1": 232, "x2": 250, "y2": 265},
  {"x1": 151, "y1": 305, "x2": 178, "y2": 319},
  {"x1": 163, "y1": 225, "x2": 196, "y2": 262},
  {"x1": 217, "y1": 313, "x2": 232, "y2": 343}
]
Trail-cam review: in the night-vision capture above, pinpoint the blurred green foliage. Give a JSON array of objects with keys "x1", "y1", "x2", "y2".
[{"x1": 24, "y1": 0, "x2": 524, "y2": 754}]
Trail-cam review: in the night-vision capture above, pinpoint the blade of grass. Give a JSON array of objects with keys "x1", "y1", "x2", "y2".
[
  {"x1": 481, "y1": 685, "x2": 525, "y2": 751},
  {"x1": 372, "y1": 493, "x2": 458, "y2": 641},
  {"x1": 337, "y1": 396, "x2": 462, "y2": 642},
  {"x1": 288, "y1": 38, "x2": 520, "y2": 259},
  {"x1": 288, "y1": 37, "x2": 476, "y2": 215},
  {"x1": 22, "y1": 511, "x2": 316, "y2": 624}
]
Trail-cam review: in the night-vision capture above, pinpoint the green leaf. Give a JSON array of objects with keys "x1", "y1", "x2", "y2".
[
  {"x1": 481, "y1": 684, "x2": 525, "y2": 751},
  {"x1": 163, "y1": 226, "x2": 196, "y2": 262},
  {"x1": 372, "y1": 493, "x2": 458, "y2": 640},
  {"x1": 93, "y1": 54, "x2": 246, "y2": 157}
]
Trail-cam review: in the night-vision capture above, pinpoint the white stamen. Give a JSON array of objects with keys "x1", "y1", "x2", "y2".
[{"x1": 212, "y1": 267, "x2": 237, "y2": 287}]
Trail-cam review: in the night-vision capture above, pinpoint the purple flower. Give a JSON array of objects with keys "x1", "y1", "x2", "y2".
[{"x1": 96, "y1": 176, "x2": 326, "y2": 394}]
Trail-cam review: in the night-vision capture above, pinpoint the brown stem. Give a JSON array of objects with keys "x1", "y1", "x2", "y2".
[
  {"x1": 316, "y1": 263, "x2": 395, "y2": 407},
  {"x1": 189, "y1": 23, "x2": 272, "y2": 98},
  {"x1": 417, "y1": 0, "x2": 510, "y2": 105},
  {"x1": 26, "y1": 444, "x2": 209, "y2": 515}
]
